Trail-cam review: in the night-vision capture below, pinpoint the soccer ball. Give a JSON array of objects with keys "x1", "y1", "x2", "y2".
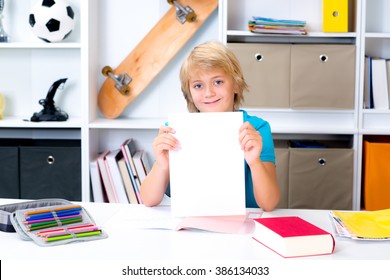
[{"x1": 29, "y1": 0, "x2": 75, "y2": 43}]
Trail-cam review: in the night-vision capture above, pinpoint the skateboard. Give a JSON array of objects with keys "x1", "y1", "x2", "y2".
[{"x1": 98, "y1": 0, "x2": 218, "y2": 119}]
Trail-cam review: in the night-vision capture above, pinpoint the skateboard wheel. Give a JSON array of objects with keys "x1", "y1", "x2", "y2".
[
  {"x1": 167, "y1": 0, "x2": 174, "y2": 5},
  {"x1": 186, "y1": 11, "x2": 196, "y2": 22},
  {"x1": 102, "y1": 66, "x2": 113, "y2": 77}
]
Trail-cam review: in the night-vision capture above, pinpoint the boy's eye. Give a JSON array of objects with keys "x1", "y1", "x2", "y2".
[{"x1": 193, "y1": 83, "x2": 203, "y2": 89}]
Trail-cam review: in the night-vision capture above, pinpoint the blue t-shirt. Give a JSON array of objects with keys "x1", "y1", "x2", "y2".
[{"x1": 241, "y1": 109, "x2": 275, "y2": 208}]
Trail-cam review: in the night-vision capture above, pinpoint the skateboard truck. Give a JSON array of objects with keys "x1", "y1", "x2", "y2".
[
  {"x1": 168, "y1": 0, "x2": 196, "y2": 24},
  {"x1": 102, "y1": 66, "x2": 132, "y2": 95}
]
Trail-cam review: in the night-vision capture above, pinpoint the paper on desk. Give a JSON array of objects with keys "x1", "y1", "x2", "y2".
[
  {"x1": 102, "y1": 205, "x2": 260, "y2": 234},
  {"x1": 168, "y1": 112, "x2": 246, "y2": 217}
]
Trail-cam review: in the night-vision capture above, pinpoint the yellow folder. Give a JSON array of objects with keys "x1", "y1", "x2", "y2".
[
  {"x1": 332, "y1": 209, "x2": 390, "y2": 239},
  {"x1": 323, "y1": 0, "x2": 349, "y2": 32}
]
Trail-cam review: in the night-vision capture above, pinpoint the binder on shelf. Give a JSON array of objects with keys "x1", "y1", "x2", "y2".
[
  {"x1": 371, "y1": 58, "x2": 390, "y2": 109},
  {"x1": 363, "y1": 56, "x2": 373, "y2": 109},
  {"x1": 386, "y1": 60, "x2": 390, "y2": 107},
  {"x1": 323, "y1": 0, "x2": 349, "y2": 32}
]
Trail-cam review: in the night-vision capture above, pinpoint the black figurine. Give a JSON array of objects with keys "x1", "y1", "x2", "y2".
[{"x1": 30, "y1": 78, "x2": 69, "y2": 122}]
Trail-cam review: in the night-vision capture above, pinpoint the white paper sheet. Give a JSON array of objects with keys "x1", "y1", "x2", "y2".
[{"x1": 168, "y1": 112, "x2": 246, "y2": 217}]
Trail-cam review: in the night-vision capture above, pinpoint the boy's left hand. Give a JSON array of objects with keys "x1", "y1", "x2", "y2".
[{"x1": 239, "y1": 122, "x2": 262, "y2": 166}]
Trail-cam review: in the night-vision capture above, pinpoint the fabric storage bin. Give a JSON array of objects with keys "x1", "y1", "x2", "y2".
[
  {"x1": 19, "y1": 140, "x2": 81, "y2": 201},
  {"x1": 228, "y1": 43, "x2": 290, "y2": 108},
  {"x1": 290, "y1": 44, "x2": 355, "y2": 109},
  {"x1": 363, "y1": 139, "x2": 390, "y2": 210},
  {"x1": 0, "y1": 145, "x2": 20, "y2": 199},
  {"x1": 274, "y1": 140, "x2": 289, "y2": 209},
  {"x1": 288, "y1": 141, "x2": 353, "y2": 210}
]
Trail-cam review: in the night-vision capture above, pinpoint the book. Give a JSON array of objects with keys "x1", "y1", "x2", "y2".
[
  {"x1": 121, "y1": 138, "x2": 142, "y2": 203},
  {"x1": 96, "y1": 150, "x2": 117, "y2": 203},
  {"x1": 89, "y1": 157, "x2": 108, "y2": 203},
  {"x1": 133, "y1": 150, "x2": 148, "y2": 183},
  {"x1": 104, "y1": 149, "x2": 130, "y2": 204},
  {"x1": 371, "y1": 58, "x2": 389, "y2": 109},
  {"x1": 252, "y1": 216, "x2": 335, "y2": 258},
  {"x1": 117, "y1": 157, "x2": 139, "y2": 204},
  {"x1": 140, "y1": 150, "x2": 151, "y2": 175},
  {"x1": 103, "y1": 205, "x2": 260, "y2": 234}
]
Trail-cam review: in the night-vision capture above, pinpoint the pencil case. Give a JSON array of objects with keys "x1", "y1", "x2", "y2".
[
  {"x1": 8, "y1": 200, "x2": 108, "y2": 246},
  {"x1": 0, "y1": 198, "x2": 72, "y2": 233}
]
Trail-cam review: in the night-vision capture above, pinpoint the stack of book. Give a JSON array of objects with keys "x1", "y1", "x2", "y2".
[
  {"x1": 89, "y1": 138, "x2": 152, "y2": 204},
  {"x1": 248, "y1": 16, "x2": 307, "y2": 35}
]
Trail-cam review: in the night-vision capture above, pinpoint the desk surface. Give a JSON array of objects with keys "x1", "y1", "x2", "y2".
[{"x1": 1, "y1": 199, "x2": 389, "y2": 260}]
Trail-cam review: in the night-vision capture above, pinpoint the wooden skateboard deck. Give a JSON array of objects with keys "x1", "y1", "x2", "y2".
[{"x1": 98, "y1": 0, "x2": 218, "y2": 119}]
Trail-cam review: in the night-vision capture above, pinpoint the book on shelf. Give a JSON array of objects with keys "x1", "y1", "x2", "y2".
[
  {"x1": 140, "y1": 150, "x2": 151, "y2": 175},
  {"x1": 120, "y1": 138, "x2": 142, "y2": 203},
  {"x1": 117, "y1": 157, "x2": 139, "y2": 204},
  {"x1": 133, "y1": 150, "x2": 151, "y2": 184},
  {"x1": 330, "y1": 208, "x2": 390, "y2": 240},
  {"x1": 96, "y1": 150, "x2": 117, "y2": 203},
  {"x1": 371, "y1": 58, "x2": 390, "y2": 109},
  {"x1": 89, "y1": 157, "x2": 108, "y2": 203},
  {"x1": 252, "y1": 216, "x2": 335, "y2": 258},
  {"x1": 104, "y1": 149, "x2": 130, "y2": 204}
]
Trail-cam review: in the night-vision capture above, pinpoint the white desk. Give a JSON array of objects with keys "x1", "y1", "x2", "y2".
[{"x1": 0, "y1": 198, "x2": 389, "y2": 261}]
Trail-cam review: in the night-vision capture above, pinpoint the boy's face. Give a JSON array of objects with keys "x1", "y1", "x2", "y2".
[{"x1": 189, "y1": 68, "x2": 236, "y2": 113}]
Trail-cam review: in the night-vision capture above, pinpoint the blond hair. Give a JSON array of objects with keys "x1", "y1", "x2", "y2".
[{"x1": 179, "y1": 41, "x2": 248, "y2": 112}]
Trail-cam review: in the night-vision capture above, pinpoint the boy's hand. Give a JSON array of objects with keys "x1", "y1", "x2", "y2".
[
  {"x1": 153, "y1": 126, "x2": 179, "y2": 171},
  {"x1": 239, "y1": 122, "x2": 263, "y2": 166}
]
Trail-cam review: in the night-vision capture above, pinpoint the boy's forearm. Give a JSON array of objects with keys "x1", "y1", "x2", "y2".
[
  {"x1": 250, "y1": 160, "x2": 280, "y2": 211},
  {"x1": 140, "y1": 163, "x2": 170, "y2": 206}
]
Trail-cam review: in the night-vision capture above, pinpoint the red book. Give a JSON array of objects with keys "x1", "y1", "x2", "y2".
[{"x1": 252, "y1": 216, "x2": 335, "y2": 258}]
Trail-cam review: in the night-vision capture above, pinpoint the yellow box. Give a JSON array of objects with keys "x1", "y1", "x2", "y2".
[{"x1": 323, "y1": 0, "x2": 349, "y2": 32}]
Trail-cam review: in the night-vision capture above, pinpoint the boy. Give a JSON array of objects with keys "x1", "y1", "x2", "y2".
[{"x1": 140, "y1": 41, "x2": 280, "y2": 211}]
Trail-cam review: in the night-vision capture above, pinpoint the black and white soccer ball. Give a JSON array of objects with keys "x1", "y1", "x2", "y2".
[{"x1": 29, "y1": 0, "x2": 75, "y2": 43}]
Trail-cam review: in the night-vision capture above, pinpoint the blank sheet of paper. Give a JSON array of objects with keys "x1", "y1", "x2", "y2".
[{"x1": 168, "y1": 112, "x2": 246, "y2": 217}]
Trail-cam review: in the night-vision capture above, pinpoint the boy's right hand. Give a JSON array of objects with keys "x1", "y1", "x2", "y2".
[{"x1": 153, "y1": 126, "x2": 179, "y2": 171}]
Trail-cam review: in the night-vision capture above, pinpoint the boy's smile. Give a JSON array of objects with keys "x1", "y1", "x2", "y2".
[{"x1": 189, "y1": 68, "x2": 236, "y2": 112}]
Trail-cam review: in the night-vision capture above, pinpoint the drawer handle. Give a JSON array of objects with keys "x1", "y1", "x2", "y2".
[
  {"x1": 47, "y1": 155, "x2": 55, "y2": 165},
  {"x1": 318, "y1": 158, "x2": 326, "y2": 166},
  {"x1": 319, "y1": 54, "x2": 328, "y2": 62},
  {"x1": 255, "y1": 53, "x2": 263, "y2": 62}
]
